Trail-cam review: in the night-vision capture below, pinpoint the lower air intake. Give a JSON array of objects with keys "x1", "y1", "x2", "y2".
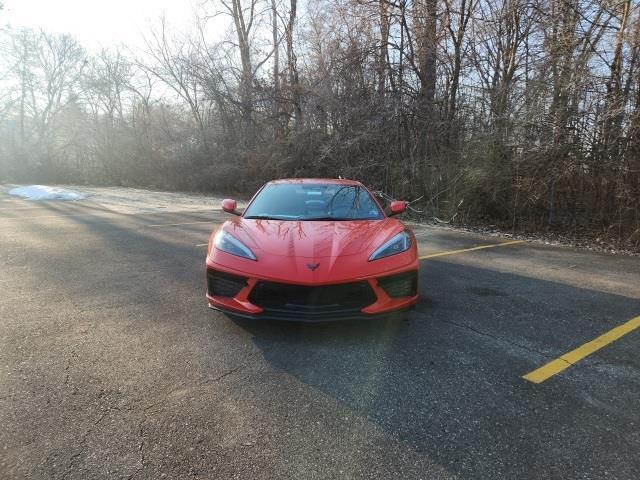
[
  {"x1": 207, "y1": 269, "x2": 248, "y2": 298},
  {"x1": 248, "y1": 281, "x2": 376, "y2": 310},
  {"x1": 377, "y1": 271, "x2": 418, "y2": 298}
]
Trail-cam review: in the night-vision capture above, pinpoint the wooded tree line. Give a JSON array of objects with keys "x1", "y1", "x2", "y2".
[{"x1": 1, "y1": 0, "x2": 639, "y2": 246}]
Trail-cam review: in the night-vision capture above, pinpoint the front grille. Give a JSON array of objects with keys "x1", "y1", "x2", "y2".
[
  {"x1": 377, "y1": 271, "x2": 418, "y2": 298},
  {"x1": 207, "y1": 269, "x2": 248, "y2": 297},
  {"x1": 248, "y1": 281, "x2": 376, "y2": 311}
]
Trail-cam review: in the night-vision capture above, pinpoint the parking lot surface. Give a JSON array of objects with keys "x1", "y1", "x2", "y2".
[{"x1": 1, "y1": 189, "x2": 639, "y2": 479}]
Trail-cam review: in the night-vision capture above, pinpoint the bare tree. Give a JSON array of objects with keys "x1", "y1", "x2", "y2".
[
  {"x1": 271, "y1": 0, "x2": 282, "y2": 138},
  {"x1": 1, "y1": 0, "x2": 640, "y2": 247},
  {"x1": 141, "y1": 17, "x2": 209, "y2": 147},
  {"x1": 219, "y1": 0, "x2": 261, "y2": 143}
]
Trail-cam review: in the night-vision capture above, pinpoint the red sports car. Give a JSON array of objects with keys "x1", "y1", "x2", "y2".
[{"x1": 205, "y1": 179, "x2": 419, "y2": 321}]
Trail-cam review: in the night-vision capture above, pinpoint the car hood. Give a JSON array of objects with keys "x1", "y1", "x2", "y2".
[{"x1": 222, "y1": 217, "x2": 404, "y2": 259}]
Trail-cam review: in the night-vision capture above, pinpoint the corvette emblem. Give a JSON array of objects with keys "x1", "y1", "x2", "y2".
[{"x1": 306, "y1": 263, "x2": 320, "y2": 271}]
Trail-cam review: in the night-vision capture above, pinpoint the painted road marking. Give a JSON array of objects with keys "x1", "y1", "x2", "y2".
[
  {"x1": 198, "y1": 239, "x2": 526, "y2": 250},
  {"x1": 419, "y1": 240, "x2": 525, "y2": 259},
  {"x1": 523, "y1": 315, "x2": 640, "y2": 384},
  {"x1": 0, "y1": 212, "x2": 109, "y2": 220},
  {"x1": 147, "y1": 220, "x2": 215, "y2": 228},
  {"x1": 0, "y1": 211, "x2": 216, "y2": 221},
  {"x1": 197, "y1": 239, "x2": 525, "y2": 251},
  {"x1": 0, "y1": 204, "x2": 115, "y2": 212},
  {"x1": 0, "y1": 206, "x2": 57, "y2": 210}
]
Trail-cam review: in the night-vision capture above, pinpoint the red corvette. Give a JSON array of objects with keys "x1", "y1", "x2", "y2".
[{"x1": 205, "y1": 179, "x2": 419, "y2": 321}]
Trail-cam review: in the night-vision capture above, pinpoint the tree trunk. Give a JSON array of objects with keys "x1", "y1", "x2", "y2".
[
  {"x1": 377, "y1": 0, "x2": 390, "y2": 95},
  {"x1": 271, "y1": 0, "x2": 282, "y2": 139},
  {"x1": 286, "y1": 0, "x2": 302, "y2": 131},
  {"x1": 231, "y1": 0, "x2": 254, "y2": 145},
  {"x1": 413, "y1": 0, "x2": 438, "y2": 108}
]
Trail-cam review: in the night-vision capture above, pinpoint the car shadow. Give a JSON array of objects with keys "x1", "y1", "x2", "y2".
[
  {"x1": 24, "y1": 201, "x2": 640, "y2": 478},
  {"x1": 230, "y1": 260, "x2": 640, "y2": 478}
]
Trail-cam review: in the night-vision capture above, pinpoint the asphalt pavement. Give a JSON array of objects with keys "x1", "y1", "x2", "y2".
[{"x1": 1, "y1": 191, "x2": 639, "y2": 479}]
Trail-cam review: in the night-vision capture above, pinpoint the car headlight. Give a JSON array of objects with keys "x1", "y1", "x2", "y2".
[
  {"x1": 214, "y1": 230, "x2": 257, "y2": 261},
  {"x1": 369, "y1": 231, "x2": 412, "y2": 261}
]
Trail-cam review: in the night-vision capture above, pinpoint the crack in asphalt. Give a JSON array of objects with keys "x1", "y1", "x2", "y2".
[
  {"x1": 432, "y1": 316, "x2": 555, "y2": 361},
  {"x1": 434, "y1": 318, "x2": 635, "y2": 375},
  {"x1": 63, "y1": 349, "x2": 77, "y2": 388},
  {"x1": 56, "y1": 396, "x2": 143, "y2": 479},
  {"x1": 195, "y1": 365, "x2": 246, "y2": 388},
  {"x1": 128, "y1": 418, "x2": 147, "y2": 480},
  {"x1": 127, "y1": 365, "x2": 247, "y2": 479},
  {"x1": 61, "y1": 409, "x2": 109, "y2": 480}
]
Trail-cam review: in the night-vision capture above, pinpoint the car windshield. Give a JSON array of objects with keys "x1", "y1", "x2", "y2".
[{"x1": 243, "y1": 183, "x2": 384, "y2": 221}]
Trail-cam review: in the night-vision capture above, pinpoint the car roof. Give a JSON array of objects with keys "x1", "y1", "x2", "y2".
[{"x1": 267, "y1": 178, "x2": 363, "y2": 186}]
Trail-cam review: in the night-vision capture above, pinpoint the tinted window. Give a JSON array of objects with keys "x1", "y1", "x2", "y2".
[{"x1": 243, "y1": 183, "x2": 383, "y2": 221}]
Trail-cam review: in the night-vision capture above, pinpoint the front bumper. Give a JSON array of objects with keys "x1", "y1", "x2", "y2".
[
  {"x1": 208, "y1": 302, "x2": 413, "y2": 322},
  {"x1": 205, "y1": 267, "x2": 419, "y2": 322}
]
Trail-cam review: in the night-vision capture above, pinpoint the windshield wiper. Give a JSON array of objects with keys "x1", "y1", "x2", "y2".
[{"x1": 301, "y1": 216, "x2": 354, "y2": 221}]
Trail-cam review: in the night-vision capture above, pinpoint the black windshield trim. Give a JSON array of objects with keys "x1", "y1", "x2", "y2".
[{"x1": 244, "y1": 215, "x2": 298, "y2": 220}]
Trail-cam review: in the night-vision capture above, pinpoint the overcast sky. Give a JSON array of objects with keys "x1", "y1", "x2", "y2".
[{"x1": 2, "y1": 0, "x2": 198, "y2": 51}]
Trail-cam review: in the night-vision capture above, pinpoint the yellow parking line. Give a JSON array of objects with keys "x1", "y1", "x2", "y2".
[
  {"x1": 419, "y1": 240, "x2": 525, "y2": 260},
  {"x1": 523, "y1": 316, "x2": 640, "y2": 384},
  {"x1": 196, "y1": 243, "x2": 208, "y2": 247},
  {"x1": 146, "y1": 220, "x2": 214, "y2": 228}
]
